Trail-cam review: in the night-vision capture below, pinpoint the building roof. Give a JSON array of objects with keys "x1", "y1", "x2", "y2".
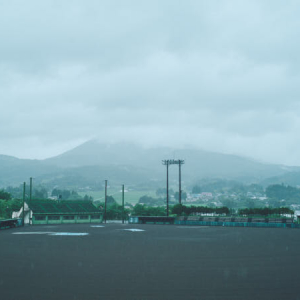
[{"x1": 27, "y1": 200, "x2": 99, "y2": 215}]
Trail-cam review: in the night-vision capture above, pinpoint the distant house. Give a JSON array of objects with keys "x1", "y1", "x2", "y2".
[
  {"x1": 12, "y1": 200, "x2": 102, "y2": 225},
  {"x1": 200, "y1": 192, "x2": 213, "y2": 198},
  {"x1": 294, "y1": 210, "x2": 300, "y2": 223}
]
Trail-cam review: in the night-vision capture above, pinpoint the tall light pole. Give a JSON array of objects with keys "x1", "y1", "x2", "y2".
[
  {"x1": 104, "y1": 180, "x2": 107, "y2": 224},
  {"x1": 162, "y1": 159, "x2": 185, "y2": 215},
  {"x1": 179, "y1": 161, "x2": 182, "y2": 204},
  {"x1": 22, "y1": 182, "x2": 26, "y2": 226},
  {"x1": 122, "y1": 184, "x2": 125, "y2": 224},
  {"x1": 29, "y1": 177, "x2": 33, "y2": 203},
  {"x1": 162, "y1": 160, "x2": 170, "y2": 216}
]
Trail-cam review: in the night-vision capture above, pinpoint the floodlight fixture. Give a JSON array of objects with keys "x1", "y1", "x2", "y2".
[{"x1": 162, "y1": 159, "x2": 185, "y2": 216}]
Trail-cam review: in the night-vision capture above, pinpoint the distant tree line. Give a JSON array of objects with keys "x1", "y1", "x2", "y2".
[
  {"x1": 131, "y1": 204, "x2": 166, "y2": 216},
  {"x1": 104, "y1": 203, "x2": 131, "y2": 220},
  {"x1": 142, "y1": 190, "x2": 187, "y2": 206},
  {"x1": 238, "y1": 207, "x2": 294, "y2": 216},
  {"x1": 0, "y1": 189, "x2": 22, "y2": 219},
  {"x1": 171, "y1": 204, "x2": 230, "y2": 216},
  {"x1": 138, "y1": 195, "x2": 165, "y2": 206},
  {"x1": 51, "y1": 188, "x2": 82, "y2": 200},
  {"x1": 266, "y1": 184, "x2": 300, "y2": 204},
  {"x1": 191, "y1": 180, "x2": 264, "y2": 194},
  {"x1": 0, "y1": 189, "x2": 11, "y2": 200}
]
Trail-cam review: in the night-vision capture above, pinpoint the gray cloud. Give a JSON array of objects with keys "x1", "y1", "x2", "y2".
[{"x1": 1, "y1": 0, "x2": 300, "y2": 164}]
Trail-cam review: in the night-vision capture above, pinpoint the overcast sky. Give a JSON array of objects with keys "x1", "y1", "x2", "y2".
[{"x1": 1, "y1": 0, "x2": 300, "y2": 165}]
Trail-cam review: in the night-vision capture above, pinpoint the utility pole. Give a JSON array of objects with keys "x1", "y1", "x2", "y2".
[
  {"x1": 22, "y1": 182, "x2": 26, "y2": 226},
  {"x1": 104, "y1": 180, "x2": 107, "y2": 224},
  {"x1": 29, "y1": 177, "x2": 33, "y2": 203},
  {"x1": 122, "y1": 184, "x2": 125, "y2": 224}
]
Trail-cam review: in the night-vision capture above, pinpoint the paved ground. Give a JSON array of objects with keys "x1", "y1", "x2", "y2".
[{"x1": 1, "y1": 223, "x2": 300, "y2": 300}]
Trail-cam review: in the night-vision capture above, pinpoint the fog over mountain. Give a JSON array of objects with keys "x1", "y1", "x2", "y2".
[
  {"x1": 1, "y1": 1, "x2": 300, "y2": 165},
  {"x1": 45, "y1": 140, "x2": 293, "y2": 179},
  {"x1": 1, "y1": 140, "x2": 300, "y2": 189}
]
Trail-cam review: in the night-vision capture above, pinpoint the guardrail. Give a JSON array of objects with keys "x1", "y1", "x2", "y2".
[{"x1": 0, "y1": 218, "x2": 23, "y2": 230}]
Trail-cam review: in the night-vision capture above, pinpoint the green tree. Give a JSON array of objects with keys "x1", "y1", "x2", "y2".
[
  {"x1": 138, "y1": 195, "x2": 165, "y2": 206},
  {"x1": 107, "y1": 195, "x2": 117, "y2": 206},
  {"x1": 172, "y1": 204, "x2": 184, "y2": 216},
  {"x1": 156, "y1": 188, "x2": 174, "y2": 197},
  {"x1": 268, "y1": 198, "x2": 282, "y2": 208},
  {"x1": 147, "y1": 206, "x2": 166, "y2": 216},
  {"x1": 51, "y1": 188, "x2": 70, "y2": 199},
  {"x1": 139, "y1": 195, "x2": 154, "y2": 205},
  {"x1": 51, "y1": 189, "x2": 82, "y2": 200},
  {"x1": 247, "y1": 184, "x2": 264, "y2": 194},
  {"x1": 0, "y1": 200, "x2": 6, "y2": 218},
  {"x1": 0, "y1": 190, "x2": 11, "y2": 200},
  {"x1": 33, "y1": 187, "x2": 48, "y2": 199},
  {"x1": 171, "y1": 204, "x2": 230, "y2": 216},
  {"x1": 245, "y1": 199, "x2": 256, "y2": 209},
  {"x1": 132, "y1": 204, "x2": 166, "y2": 216},
  {"x1": 238, "y1": 206, "x2": 294, "y2": 217},
  {"x1": 222, "y1": 199, "x2": 237, "y2": 209},
  {"x1": 5, "y1": 185, "x2": 23, "y2": 198},
  {"x1": 83, "y1": 195, "x2": 93, "y2": 201},
  {"x1": 192, "y1": 185, "x2": 202, "y2": 194},
  {"x1": 0, "y1": 199, "x2": 22, "y2": 219},
  {"x1": 266, "y1": 184, "x2": 300, "y2": 203},
  {"x1": 132, "y1": 204, "x2": 147, "y2": 216},
  {"x1": 156, "y1": 188, "x2": 165, "y2": 197},
  {"x1": 174, "y1": 191, "x2": 187, "y2": 201}
]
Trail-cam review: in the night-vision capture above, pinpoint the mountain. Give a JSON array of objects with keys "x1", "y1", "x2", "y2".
[
  {"x1": 0, "y1": 155, "x2": 58, "y2": 187},
  {"x1": 261, "y1": 172, "x2": 300, "y2": 187},
  {"x1": 1, "y1": 140, "x2": 300, "y2": 189},
  {"x1": 44, "y1": 140, "x2": 296, "y2": 181},
  {"x1": 42, "y1": 140, "x2": 300, "y2": 187}
]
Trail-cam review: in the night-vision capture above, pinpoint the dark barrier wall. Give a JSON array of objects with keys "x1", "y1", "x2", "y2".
[
  {"x1": 0, "y1": 218, "x2": 23, "y2": 230},
  {"x1": 175, "y1": 220, "x2": 300, "y2": 228},
  {"x1": 129, "y1": 216, "x2": 175, "y2": 224}
]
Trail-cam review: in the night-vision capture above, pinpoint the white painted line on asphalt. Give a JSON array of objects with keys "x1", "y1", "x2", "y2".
[
  {"x1": 49, "y1": 232, "x2": 89, "y2": 236},
  {"x1": 122, "y1": 229, "x2": 145, "y2": 232},
  {"x1": 90, "y1": 225, "x2": 105, "y2": 228},
  {"x1": 13, "y1": 232, "x2": 89, "y2": 236},
  {"x1": 12, "y1": 232, "x2": 53, "y2": 235}
]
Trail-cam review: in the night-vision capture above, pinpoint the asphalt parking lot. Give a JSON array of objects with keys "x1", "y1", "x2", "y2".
[{"x1": 1, "y1": 223, "x2": 300, "y2": 300}]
